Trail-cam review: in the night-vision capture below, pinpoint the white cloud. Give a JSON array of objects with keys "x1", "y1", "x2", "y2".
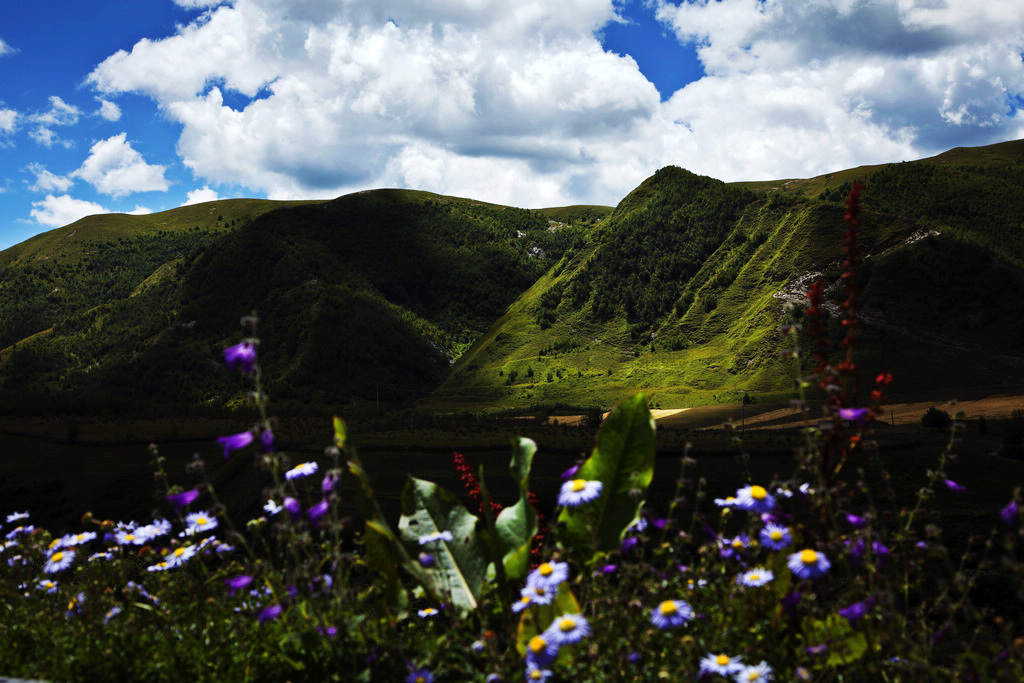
[
  {"x1": 30, "y1": 195, "x2": 108, "y2": 227},
  {"x1": 96, "y1": 98, "x2": 122, "y2": 121},
  {"x1": 0, "y1": 38, "x2": 15, "y2": 57},
  {"x1": 84, "y1": 0, "x2": 1024, "y2": 207},
  {"x1": 128, "y1": 205, "x2": 153, "y2": 215},
  {"x1": 0, "y1": 107, "x2": 17, "y2": 141},
  {"x1": 182, "y1": 186, "x2": 220, "y2": 205},
  {"x1": 28, "y1": 96, "x2": 81, "y2": 148},
  {"x1": 72, "y1": 133, "x2": 170, "y2": 198},
  {"x1": 26, "y1": 163, "x2": 74, "y2": 193}
]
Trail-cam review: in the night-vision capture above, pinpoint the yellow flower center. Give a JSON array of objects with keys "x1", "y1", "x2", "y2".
[
  {"x1": 750, "y1": 485, "x2": 767, "y2": 500},
  {"x1": 49, "y1": 539, "x2": 60, "y2": 549},
  {"x1": 529, "y1": 671, "x2": 543, "y2": 681},
  {"x1": 196, "y1": 517, "x2": 208, "y2": 526},
  {"x1": 770, "y1": 530, "x2": 783, "y2": 541},
  {"x1": 415, "y1": 677, "x2": 425, "y2": 683},
  {"x1": 748, "y1": 672, "x2": 762, "y2": 682},
  {"x1": 534, "y1": 586, "x2": 546, "y2": 596},
  {"x1": 800, "y1": 549, "x2": 819, "y2": 565},
  {"x1": 519, "y1": 597, "x2": 531, "y2": 605},
  {"x1": 732, "y1": 538, "x2": 744, "y2": 549},
  {"x1": 529, "y1": 636, "x2": 548, "y2": 653},
  {"x1": 124, "y1": 534, "x2": 135, "y2": 542},
  {"x1": 174, "y1": 547, "x2": 187, "y2": 557},
  {"x1": 717, "y1": 654, "x2": 730, "y2": 666},
  {"x1": 659, "y1": 601, "x2": 678, "y2": 616},
  {"x1": 559, "y1": 618, "x2": 576, "y2": 632},
  {"x1": 571, "y1": 479, "x2": 587, "y2": 492},
  {"x1": 51, "y1": 551, "x2": 64, "y2": 562},
  {"x1": 748, "y1": 573, "x2": 760, "y2": 582},
  {"x1": 539, "y1": 562, "x2": 553, "y2": 576}
]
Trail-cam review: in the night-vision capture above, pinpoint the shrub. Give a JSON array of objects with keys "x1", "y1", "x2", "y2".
[{"x1": 921, "y1": 406, "x2": 953, "y2": 431}]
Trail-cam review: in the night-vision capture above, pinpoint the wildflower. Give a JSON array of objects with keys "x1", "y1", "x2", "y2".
[
  {"x1": 88, "y1": 551, "x2": 114, "y2": 562},
  {"x1": 44, "y1": 549, "x2": 75, "y2": 574},
  {"x1": 838, "y1": 407, "x2": 869, "y2": 424},
  {"x1": 512, "y1": 596, "x2": 535, "y2": 613},
  {"x1": 418, "y1": 530, "x2": 453, "y2": 545},
  {"x1": 418, "y1": 552, "x2": 436, "y2": 569},
  {"x1": 720, "y1": 533, "x2": 749, "y2": 559},
  {"x1": 943, "y1": 478, "x2": 966, "y2": 498},
  {"x1": 734, "y1": 661, "x2": 773, "y2": 682},
  {"x1": 223, "y1": 341, "x2": 256, "y2": 373},
  {"x1": 471, "y1": 639, "x2": 485, "y2": 653},
  {"x1": 1001, "y1": 499, "x2": 1019, "y2": 527},
  {"x1": 714, "y1": 496, "x2": 738, "y2": 508},
  {"x1": 285, "y1": 461, "x2": 318, "y2": 480},
  {"x1": 322, "y1": 471, "x2": 340, "y2": 493},
  {"x1": 545, "y1": 613, "x2": 590, "y2": 645},
  {"x1": 788, "y1": 549, "x2": 831, "y2": 579},
  {"x1": 734, "y1": 485, "x2": 776, "y2": 514},
  {"x1": 147, "y1": 561, "x2": 171, "y2": 572},
  {"x1": 283, "y1": 497, "x2": 301, "y2": 519},
  {"x1": 845, "y1": 513, "x2": 867, "y2": 528},
  {"x1": 260, "y1": 428, "x2": 274, "y2": 452},
  {"x1": 406, "y1": 668, "x2": 435, "y2": 683},
  {"x1": 167, "y1": 488, "x2": 200, "y2": 511},
  {"x1": 217, "y1": 431, "x2": 255, "y2": 459},
  {"x1": 5, "y1": 511, "x2": 29, "y2": 523},
  {"x1": 184, "y1": 511, "x2": 218, "y2": 535},
  {"x1": 5, "y1": 525, "x2": 33, "y2": 539},
  {"x1": 558, "y1": 479, "x2": 603, "y2": 506},
  {"x1": 525, "y1": 661, "x2": 553, "y2": 682},
  {"x1": 258, "y1": 604, "x2": 283, "y2": 624},
  {"x1": 57, "y1": 531, "x2": 97, "y2": 548},
  {"x1": 37, "y1": 579, "x2": 59, "y2": 594},
  {"x1": 848, "y1": 537, "x2": 890, "y2": 567},
  {"x1": 104, "y1": 605, "x2": 122, "y2": 624},
  {"x1": 418, "y1": 607, "x2": 439, "y2": 618},
  {"x1": 650, "y1": 599, "x2": 694, "y2": 629},
  {"x1": 560, "y1": 463, "x2": 580, "y2": 481},
  {"x1": 520, "y1": 584, "x2": 555, "y2": 606},
  {"x1": 525, "y1": 633, "x2": 558, "y2": 667},
  {"x1": 307, "y1": 500, "x2": 329, "y2": 524},
  {"x1": 114, "y1": 529, "x2": 145, "y2": 546},
  {"x1": 263, "y1": 499, "x2": 283, "y2": 516},
  {"x1": 759, "y1": 523, "x2": 792, "y2": 550},
  {"x1": 226, "y1": 575, "x2": 253, "y2": 596},
  {"x1": 166, "y1": 545, "x2": 197, "y2": 568},
  {"x1": 737, "y1": 568, "x2": 774, "y2": 587},
  {"x1": 700, "y1": 652, "x2": 744, "y2": 677},
  {"x1": 527, "y1": 561, "x2": 569, "y2": 592},
  {"x1": 839, "y1": 601, "x2": 869, "y2": 624}
]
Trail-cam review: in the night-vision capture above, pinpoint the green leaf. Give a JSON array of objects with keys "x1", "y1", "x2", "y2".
[
  {"x1": 495, "y1": 437, "x2": 539, "y2": 581},
  {"x1": 557, "y1": 393, "x2": 656, "y2": 553},
  {"x1": 399, "y1": 476, "x2": 488, "y2": 613}
]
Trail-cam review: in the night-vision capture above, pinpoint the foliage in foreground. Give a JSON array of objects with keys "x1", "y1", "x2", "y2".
[{"x1": 3, "y1": 188, "x2": 1024, "y2": 682}]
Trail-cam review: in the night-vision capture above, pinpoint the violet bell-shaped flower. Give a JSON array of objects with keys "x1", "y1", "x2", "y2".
[
  {"x1": 167, "y1": 488, "x2": 200, "y2": 512},
  {"x1": 224, "y1": 342, "x2": 257, "y2": 374},
  {"x1": 217, "y1": 431, "x2": 254, "y2": 459}
]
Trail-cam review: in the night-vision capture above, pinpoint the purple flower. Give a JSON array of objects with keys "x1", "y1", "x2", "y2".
[
  {"x1": 839, "y1": 601, "x2": 869, "y2": 623},
  {"x1": 1000, "y1": 500, "x2": 1018, "y2": 527},
  {"x1": 260, "y1": 428, "x2": 275, "y2": 453},
  {"x1": 258, "y1": 604, "x2": 283, "y2": 624},
  {"x1": 225, "y1": 574, "x2": 253, "y2": 596},
  {"x1": 217, "y1": 431, "x2": 254, "y2": 459},
  {"x1": 283, "y1": 497, "x2": 301, "y2": 520},
  {"x1": 307, "y1": 500, "x2": 329, "y2": 524},
  {"x1": 838, "y1": 407, "x2": 870, "y2": 424},
  {"x1": 406, "y1": 668, "x2": 435, "y2": 683},
  {"x1": 781, "y1": 591, "x2": 802, "y2": 614},
  {"x1": 845, "y1": 513, "x2": 867, "y2": 528},
  {"x1": 224, "y1": 342, "x2": 257, "y2": 373},
  {"x1": 322, "y1": 471, "x2": 340, "y2": 494},
  {"x1": 167, "y1": 488, "x2": 200, "y2": 511},
  {"x1": 621, "y1": 536, "x2": 639, "y2": 555},
  {"x1": 418, "y1": 552, "x2": 435, "y2": 568},
  {"x1": 560, "y1": 463, "x2": 580, "y2": 481},
  {"x1": 943, "y1": 478, "x2": 966, "y2": 498}
]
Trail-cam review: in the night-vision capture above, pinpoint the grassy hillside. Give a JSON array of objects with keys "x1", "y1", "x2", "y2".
[
  {"x1": 424, "y1": 145, "x2": 1024, "y2": 412},
  {"x1": 0, "y1": 191, "x2": 601, "y2": 409}
]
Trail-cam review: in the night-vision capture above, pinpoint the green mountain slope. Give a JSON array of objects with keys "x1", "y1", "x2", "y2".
[
  {"x1": 0, "y1": 191, "x2": 603, "y2": 409},
  {"x1": 424, "y1": 145, "x2": 1024, "y2": 412}
]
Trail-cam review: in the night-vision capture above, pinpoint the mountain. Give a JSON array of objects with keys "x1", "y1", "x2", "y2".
[
  {"x1": 1, "y1": 140, "x2": 1023, "y2": 414},
  {"x1": 0, "y1": 191, "x2": 604, "y2": 411}
]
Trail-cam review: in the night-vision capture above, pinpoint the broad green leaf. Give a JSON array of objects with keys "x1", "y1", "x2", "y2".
[
  {"x1": 495, "y1": 437, "x2": 539, "y2": 581},
  {"x1": 399, "y1": 476, "x2": 488, "y2": 613},
  {"x1": 557, "y1": 393, "x2": 656, "y2": 553}
]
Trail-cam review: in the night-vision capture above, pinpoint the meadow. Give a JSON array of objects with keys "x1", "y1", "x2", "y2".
[{"x1": 2, "y1": 185, "x2": 1024, "y2": 682}]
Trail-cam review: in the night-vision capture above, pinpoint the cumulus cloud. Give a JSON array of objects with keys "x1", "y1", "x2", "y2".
[
  {"x1": 182, "y1": 186, "x2": 220, "y2": 205},
  {"x1": 30, "y1": 194, "x2": 108, "y2": 227},
  {"x1": 96, "y1": 98, "x2": 122, "y2": 121},
  {"x1": 26, "y1": 163, "x2": 74, "y2": 193},
  {"x1": 28, "y1": 96, "x2": 81, "y2": 148},
  {"x1": 72, "y1": 133, "x2": 170, "y2": 198},
  {"x1": 0, "y1": 107, "x2": 17, "y2": 142},
  {"x1": 83, "y1": 0, "x2": 1024, "y2": 206}
]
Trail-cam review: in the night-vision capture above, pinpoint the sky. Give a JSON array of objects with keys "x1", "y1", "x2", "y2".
[{"x1": 2, "y1": 0, "x2": 1023, "y2": 251}]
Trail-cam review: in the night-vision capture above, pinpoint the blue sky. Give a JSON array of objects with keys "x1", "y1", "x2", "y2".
[{"x1": 2, "y1": 0, "x2": 1023, "y2": 251}]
